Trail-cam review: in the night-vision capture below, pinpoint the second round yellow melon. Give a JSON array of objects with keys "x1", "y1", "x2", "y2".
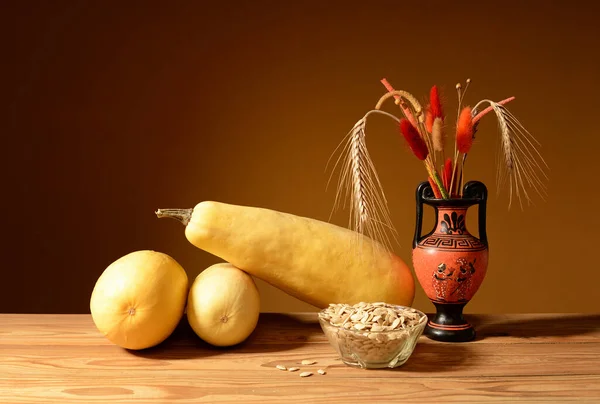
[{"x1": 187, "y1": 263, "x2": 260, "y2": 347}]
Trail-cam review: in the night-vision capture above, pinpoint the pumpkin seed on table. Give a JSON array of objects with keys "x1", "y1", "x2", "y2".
[
  {"x1": 288, "y1": 367, "x2": 300, "y2": 372},
  {"x1": 317, "y1": 369, "x2": 326, "y2": 375},
  {"x1": 301, "y1": 360, "x2": 317, "y2": 365},
  {"x1": 299, "y1": 372, "x2": 313, "y2": 377},
  {"x1": 276, "y1": 365, "x2": 287, "y2": 371}
]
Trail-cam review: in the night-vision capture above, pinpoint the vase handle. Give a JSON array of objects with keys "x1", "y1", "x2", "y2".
[
  {"x1": 463, "y1": 181, "x2": 488, "y2": 246},
  {"x1": 413, "y1": 181, "x2": 434, "y2": 249}
]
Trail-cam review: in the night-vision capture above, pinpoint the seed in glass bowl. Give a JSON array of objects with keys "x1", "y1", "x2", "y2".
[{"x1": 318, "y1": 302, "x2": 425, "y2": 365}]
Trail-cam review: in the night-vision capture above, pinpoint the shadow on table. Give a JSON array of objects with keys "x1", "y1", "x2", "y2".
[
  {"x1": 472, "y1": 314, "x2": 600, "y2": 340},
  {"x1": 319, "y1": 333, "x2": 473, "y2": 373},
  {"x1": 392, "y1": 342, "x2": 472, "y2": 373},
  {"x1": 128, "y1": 313, "x2": 323, "y2": 360}
]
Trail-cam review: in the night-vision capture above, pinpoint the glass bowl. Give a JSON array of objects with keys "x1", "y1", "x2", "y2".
[{"x1": 318, "y1": 303, "x2": 427, "y2": 369}]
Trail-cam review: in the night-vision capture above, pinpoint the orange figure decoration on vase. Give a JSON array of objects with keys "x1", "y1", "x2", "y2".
[{"x1": 412, "y1": 180, "x2": 488, "y2": 342}]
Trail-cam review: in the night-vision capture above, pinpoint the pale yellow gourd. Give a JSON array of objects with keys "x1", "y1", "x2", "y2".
[
  {"x1": 187, "y1": 263, "x2": 260, "y2": 347},
  {"x1": 90, "y1": 250, "x2": 188, "y2": 350},
  {"x1": 156, "y1": 202, "x2": 414, "y2": 308}
]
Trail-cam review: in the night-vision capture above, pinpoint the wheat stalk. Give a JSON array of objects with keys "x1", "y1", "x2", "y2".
[
  {"x1": 380, "y1": 78, "x2": 420, "y2": 128},
  {"x1": 375, "y1": 90, "x2": 424, "y2": 123},
  {"x1": 326, "y1": 110, "x2": 401, "y2": 252},
  {"x1": 472, "y1": 100, "x2": 550, "y2": 209}
]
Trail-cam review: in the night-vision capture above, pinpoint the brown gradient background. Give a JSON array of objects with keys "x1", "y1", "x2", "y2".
[{"x1": 2, "y1": 1, "x2": 599, "y2": 315}]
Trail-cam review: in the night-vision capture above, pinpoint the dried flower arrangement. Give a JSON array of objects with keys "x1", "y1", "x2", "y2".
[{"x1": 327, "y1": 78, "x2": 549, "y2": 250}]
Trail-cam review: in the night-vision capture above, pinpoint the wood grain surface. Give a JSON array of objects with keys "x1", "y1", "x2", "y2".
[{"x1": 1, "y1": 313, "x2": 599, "y2": 403}]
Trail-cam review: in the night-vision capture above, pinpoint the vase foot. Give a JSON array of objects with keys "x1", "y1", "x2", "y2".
[
  {"x1": 425, "y1": 321, "x2": 475, "y2": 342},
  {"x1": 425, "y1": 301, "x2": 476, "y2": 342}
]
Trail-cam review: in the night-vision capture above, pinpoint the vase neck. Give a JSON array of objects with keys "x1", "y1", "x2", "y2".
[{"x1": 434, "y1": 206, "x2": 471, "y2": 236}]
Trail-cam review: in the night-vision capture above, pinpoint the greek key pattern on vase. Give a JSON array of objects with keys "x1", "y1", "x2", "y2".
[{"x1": 417, "y1": 236, "x2": 486, "y2": 251}]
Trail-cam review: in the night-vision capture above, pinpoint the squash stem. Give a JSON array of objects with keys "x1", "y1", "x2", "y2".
[{"x1": 155, "y1": 208, "x2": 192, "y2": 226}]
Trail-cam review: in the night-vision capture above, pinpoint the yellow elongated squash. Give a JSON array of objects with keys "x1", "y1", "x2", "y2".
[{"x1": 156, "y1": 202, "x2": 414, "y2": 308}]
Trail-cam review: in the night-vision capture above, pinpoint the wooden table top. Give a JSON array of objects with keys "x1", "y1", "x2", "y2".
[{"x1": 1, "y1": 313, "x2": 599, "y2": 403}]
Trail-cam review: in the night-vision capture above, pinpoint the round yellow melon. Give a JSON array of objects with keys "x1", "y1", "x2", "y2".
[
  {"x1": 187, "y1": 263, "x2": 260, "y2": 347},
  {"x1": 90, "y1": 250, "x2": 188, "y2": 350}
]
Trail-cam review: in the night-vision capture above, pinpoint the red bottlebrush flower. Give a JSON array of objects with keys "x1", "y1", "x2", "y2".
[
  {"x1": 456, "y1": 106, "x2": 474, "y2": 154},
  {"x1": 400, "y1": 119, "x2": 429, "y2": 160},
  {"x1": 425, "y1": 106, "x2": 434, "y2": 133},
  {"x1": 442, "y1": 158, "x2": 453, "y2": 191},
  {"x1": 429, "y1": 85, "x2": 444, "y2": 120},
  {"x1": 428, "y1": 177, "x2": 442, "y2": 199}
]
